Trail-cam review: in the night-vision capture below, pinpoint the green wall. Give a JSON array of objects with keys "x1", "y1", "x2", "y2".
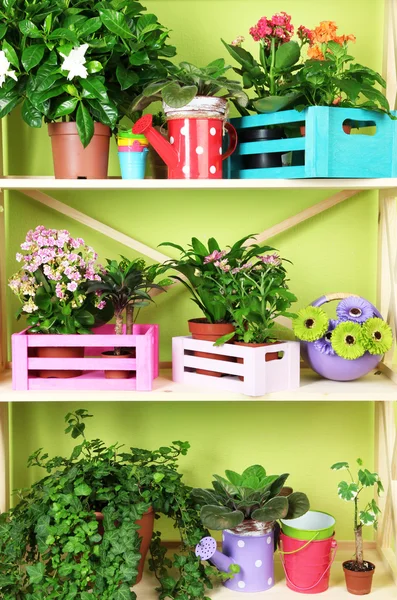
[{"x1": 6, "y1": 0, "x2": 384, "y2": 541}]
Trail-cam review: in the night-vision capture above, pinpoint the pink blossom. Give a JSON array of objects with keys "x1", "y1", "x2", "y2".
[
  {"x1": 204, "y1": 249, "x2": 228, "y2": 264},
  {"x1": 21, "y1": 241, "x2": 32, "y2": 250},
  {"x1": 55, "y1": 283, "x2": 65, "y2": 299},
  {"x1": 231, "y1": 35, "x2": 245, "y2": 46},
  {"x1": 16, "y1": 253, "x2": 23, "y2": 262},
  {"x1": 297, "y1": 25, "x2": 314, "y2": 44},
  {"x1": 242, "y1": 262, "x2": 253, "y2": 269},
  {"x1": 260, "y1": 253, "x2": 282, "y2": 266},
  {"x1": 67, "y1": 282, "x2": 78, "y2": 292},
  {"x1": 97, "y1": 300, "x2": 106, "y2": 310},
  {"x1": 231, "y1": 267, "x2": 241, "y2": 275},
  {"x1": 214, "y1": 259, "x2": 231, "y2": 272}
]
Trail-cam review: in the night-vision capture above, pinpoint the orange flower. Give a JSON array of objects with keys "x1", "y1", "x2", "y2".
[
  {"x1": 312, "y1": 21, "x2": 338, "y2": 43},
  {"x1": 307, "y1": 45, "x2": 325, "y2": 60}
]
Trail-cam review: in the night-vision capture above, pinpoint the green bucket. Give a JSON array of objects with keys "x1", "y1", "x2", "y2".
[{"x1": 280, "y1": 511, "x2": 335, "y2": 541}]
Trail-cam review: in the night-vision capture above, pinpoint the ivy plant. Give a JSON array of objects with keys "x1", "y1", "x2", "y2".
[
  {"x1": 331, "y1": 459, "x2": 384, "y2": 570},
  {"x1": 192, "y1": 464, "x2": 310, "y2": 530},
  {"x1": 0, "y1": 0, "x2": 176, "y2": 146},
  {"x1": 0, "y1": 410, "x2": 219, "y2": 600}
]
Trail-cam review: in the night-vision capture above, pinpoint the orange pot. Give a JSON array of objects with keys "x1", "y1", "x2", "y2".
[
  {"x1": 101, "y1": 350, "x2": 135, "y2": 379},
  {"x1": 48, "y1": 122, "x2": 111, "y2": 179},
  {"x1": 95, "y1": 507, "x2": 154, "y2": 584},
  {"x1": 36, "y1": 346, "x2": 84, "y2": 379},
  {"x1": 343, "y1": 561, "x2": 375, "y2": 595},
  {"x1": 188, "y1": 318, "x2": 235, "y2": 378},
  {"x1": 235, "y1": 341, "x2": 283, "y2": 382}
]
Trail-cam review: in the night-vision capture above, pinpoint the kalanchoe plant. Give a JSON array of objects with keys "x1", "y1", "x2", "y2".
[
  {"x1": 286, "y1": 22, "x2": 391, "y2": 115},
  {"x1": 0, "y1": 409, "x2": 219, "y2": 600},
  {"x1": 192, "y1": 465, "x2": 310, "y2": 531},
  {"x1": 0, "y1": 0, "x2": 176, "y2": 146},
  {"x1": 331, "y1": 459, "x2": 383, "y2": 571},
  {"x1": 159, "y1": 235, "x2": 277, "y2": 325},
  {"x1": 223, "y1": 12, "x2": 313, "y2": 114},
  {"x1": 8, "y1": 226, "x2": 109, "y2": 334},
  {"x1": 84, "y1": 256, "x2": 170, "y2": 353},
  {"x1": 133, "y1": 58, "x2": 248, "y2": 111}
]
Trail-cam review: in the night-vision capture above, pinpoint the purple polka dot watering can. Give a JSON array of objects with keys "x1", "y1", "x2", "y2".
[{"x1": 195, "y1": 521, "x2": 275, "y2": 593}]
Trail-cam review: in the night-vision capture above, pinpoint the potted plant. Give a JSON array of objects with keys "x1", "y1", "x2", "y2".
[
  {"x1": 209, "y1": 249, "x2": 297, "y2": 371},
  {"x1": 160, "y1": 235, "x2": 275, "y2": 376},
  {"x1": 293, "y1": 294, "x2": 393, "y2": 381},
  {"x1": 0, "y1": 409, "x2": 219, "y2": 600},
  {"x1": 222, "y1": 12, "x2": 312, "y2": 170},
  {"x1": 84, "y1": 256, "x2": 169, "y2": 379},
  {"x1": 0, "y1": 0, "x2": 175, "y2": 178},
  {"x1": 132, "y1": 59, "x2": 247, "y2": 179},
  {"x1": 331, "y1": 459, "x2": 384, "y2": 595},
  {"x1": 193, "y1": 465, "x2": 309, "y2": 592},
  {"x1": 8, "y1": 226, "x2": 109, "y2": 378}
]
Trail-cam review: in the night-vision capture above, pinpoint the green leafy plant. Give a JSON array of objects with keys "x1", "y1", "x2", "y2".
[
  {"x1": 132, "y1": 58, "x2": 248, "y2": 111},
  {"x1": 84, "y1": 256, "x2": 170, "y2": 353},
  {"x1": 0, "y1": 409, "x2": 218, "y2": 600},
  {"x1": 331, "y1": 459, "x2": 383, "y2": 570},
  {"x1": 223, "y1": 12, "x2": 312, "y2": 114},
  {"x1": 0, "y1": 0, "x2": 176, "y2": 146},
  {"x1": 159, "y1": 235, "x2": 276, "y2": 325},
  {"x1": 8, "y1": 226, "x2": 110, "y2": 334},
  {"x1": 192, "y1": 464, "x2": 309, "y2": 531}
]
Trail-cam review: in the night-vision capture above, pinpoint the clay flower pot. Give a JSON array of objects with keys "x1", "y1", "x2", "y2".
[
  {"x1": 343, "y1": 560, "x2": 375, "y2": 595},
  {"x1": 95, "y1": 507, "x2": 154, "y2": 584},
  {"x1": 188, "y1": 318, "x2": 235, "y2": 378},
  {"x1": 36, "y1": 346, "x2": 84, "y2": 379},
  {"x1": 48, "y1": 122, "x2": 111, "y2": 179},
  {"x1": 101, "y1": 349, "x2": 135, "y2": 379},
  {"x1": 234, "y1": 341, "x2": 283, "y2": 382}
]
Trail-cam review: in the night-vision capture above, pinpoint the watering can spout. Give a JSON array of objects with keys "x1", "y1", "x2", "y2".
[
  {"x1": 195, "y1": 536, "x2": 236, "y2": 573},
  {"x1": 132, "y1": 114, "x2": 178, "y2": 170}
]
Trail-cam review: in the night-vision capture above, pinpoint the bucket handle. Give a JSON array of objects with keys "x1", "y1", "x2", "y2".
[
  {"x1": 278, "y1": 532, "x2": 319, "y2": 554},
  {"x1": 279, "y1": 539, "x2": 338, "y2": 592}
]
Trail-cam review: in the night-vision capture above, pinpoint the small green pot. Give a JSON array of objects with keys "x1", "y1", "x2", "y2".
[{"x1": 280, "y1": 510, "x2": 335, "y2": 541}]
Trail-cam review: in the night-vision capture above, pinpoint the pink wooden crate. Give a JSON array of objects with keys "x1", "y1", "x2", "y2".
[
  {"x1": 172, "y1": 336, "x2": 300, "y2": 397},
  {"x1": 12, "y1": 324, "x2": 159, "y2": 392}
]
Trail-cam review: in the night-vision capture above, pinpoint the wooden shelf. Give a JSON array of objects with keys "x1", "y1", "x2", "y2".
[
  {"x1": 1, "y1": 368, "x2": 396, "y2": 401},
  {"x1": 134, "y1": 548, "x2": 395, "y2": 599},
  {"x1": 1, "y1": 176, "x2": 397, "y2": 191}
]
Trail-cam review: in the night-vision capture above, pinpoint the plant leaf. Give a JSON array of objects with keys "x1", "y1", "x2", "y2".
[
  {"x1": 99, "y1": 9, "x2": 133, "y2": 38},
  {"x1": 21, "y1": 100, "x2": 42, "y2": 128},
  {"x1": 275, "y1": 41, "x2": 300, "y2": 70},
  {"x1": 162, "y1": 82, "x2": 198, "y2": 108},
  {"x1": 200, "y1": 505, "x2": 244, "y2": 530},
  {"x1": 76, "y1": 101, "x2": 94, "y2": 148},
  {"x1": 253, "y1": 93, "x2": 299, "y2": 113},
  {"x1": 285, "y1": 492, "x2": 310, "y2": 519},
  {"x1": 331, "y1": 462, "x2": 350, "y2": 471},
  {"x1": 252, "y1": 496, "x2": 289, "y2": 522},
  {"x1": 22, "y1": 44, "x2": 46, "y2": 71}
]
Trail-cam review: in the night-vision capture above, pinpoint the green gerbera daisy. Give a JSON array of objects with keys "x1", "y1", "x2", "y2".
[
  {"x1": 293, "y1": 306, "x2": 329, "y2": 342},
  {"x1": 361, "y1": 318, "x2": 393, "y2": 355},
  {"x1": 332, "y1": 321, "x2": 365, "y2": 360}
]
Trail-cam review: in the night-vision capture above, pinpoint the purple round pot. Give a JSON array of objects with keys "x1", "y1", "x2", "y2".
[
  {"x1": 223, "y1": 525, "x2": 275, "y2": 593},
  {"x1": 303, "y1": 295, "x2": 383, "y2": 382}
]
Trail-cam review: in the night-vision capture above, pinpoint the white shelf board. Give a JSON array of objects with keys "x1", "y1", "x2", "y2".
[
  {"x1": 135, "y1": 549, "x2": 394, "y2": 599},
  {"x1": 0, "y1": 368, "x2": 396, "y2": 402},
  {"x1": 1, "y1": 176, "x2": 397, "y2": 191}
]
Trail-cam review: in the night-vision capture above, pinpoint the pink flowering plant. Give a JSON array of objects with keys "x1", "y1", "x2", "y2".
[
  {"x1": 159, "y1": 235, "x2": 287, "y2": 326},
  {"x1": 223, "y1": 12, "x2": 313, "y2": 114},
  {"x1": 8, "y1": 226, "x2": 108, "y2": 334}
]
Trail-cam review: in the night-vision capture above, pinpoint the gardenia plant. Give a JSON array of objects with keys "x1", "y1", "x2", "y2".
[
  {"x1": 8, "y1": 226, "x2": 107, "y2": 334},
  {"x1": 223, "y1": 11, "x2": 313, "y2": 114},
  {"x1": 0, "y1": 409, "x2": 219, "y2": 600},
  {"x1": 192, "y1": 464, "x2": 310, "y2": 531},
  {"x1": 159, "y1": 235, "x2": 277, "y2": 325},
  {"x1": 0, "y1": 0, "x2": 176, "y2": 146},
  {"x1": 331, "y1": 459, "x2": 383, "y2": 571},
  {"x1": 293, "y1": 296, "x2": 393, "y2": 360}
]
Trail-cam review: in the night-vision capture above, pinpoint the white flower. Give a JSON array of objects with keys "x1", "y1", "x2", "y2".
[
  {"x1": 60, "y1": 44, "x2": 89, "y2": 80},
  {"x1": 0, "y1": 51, "x2": 17, "y2": 88}
]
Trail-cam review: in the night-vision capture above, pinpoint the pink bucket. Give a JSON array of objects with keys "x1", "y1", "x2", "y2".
[{"x1": 279, "y1": 532, "x2": 337, "y2": 594}]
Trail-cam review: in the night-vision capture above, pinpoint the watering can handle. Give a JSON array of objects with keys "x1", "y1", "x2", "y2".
[
  {"x1": 222, "y1": 123, "x2": 238, "y2": 161},
  {"x1": 279, "y1": 540, "x2": 338, "y2": 592}
]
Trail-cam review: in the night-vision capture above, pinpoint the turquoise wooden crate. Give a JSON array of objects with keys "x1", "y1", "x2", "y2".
[{"x1": 227, "y1": 107, "x2": 397, "y2": 179}]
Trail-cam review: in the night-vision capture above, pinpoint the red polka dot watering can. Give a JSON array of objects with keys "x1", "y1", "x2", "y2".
[{"x1": 132, "y1": 97, "x2": 238, "y2": 179}]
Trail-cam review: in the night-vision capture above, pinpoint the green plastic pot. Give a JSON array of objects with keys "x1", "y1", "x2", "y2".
[{"x1": 280, "y1": 511, "x2": 335, "y2": 541}]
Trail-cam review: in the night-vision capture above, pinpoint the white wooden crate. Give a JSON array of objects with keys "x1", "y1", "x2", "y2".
[{"x1": 172, "y1": 337, "x2": 300, "y2": 397}]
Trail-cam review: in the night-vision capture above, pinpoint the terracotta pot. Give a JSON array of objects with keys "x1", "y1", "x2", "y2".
[
  {"x1": 36, "y1": 346, "x2": 84, "y2": 379},
  {"x1": 235, "y1": 341, "x2": 283, "y2": 382},
  {"x1": 343, "y1": 560, "x2": 375, "y2": 595},
  {"x1": 95, "y1": 507, "x2": 154, "y2": 584},
  {"x1": 148, "y1": 126, "x2": 168, "y2": 179},
  {"x1": 48, "y1": 122, "x2": 111, "y2": 179},
  {"x1": 188, "y1": 318, "x2": 235, "y2": 378},
  {"x1": 300, "y1": 124, "x2": 351, "y2": 136},
  {"x1": 101, "y1": 349, "x2": 135, "y2": 379}
]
